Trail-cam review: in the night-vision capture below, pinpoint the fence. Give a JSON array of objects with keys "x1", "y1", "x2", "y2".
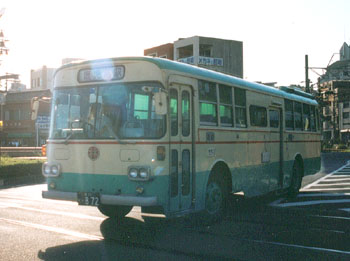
[{"x1": 0, "y1": 147, "x2": 42, "y2": 157}]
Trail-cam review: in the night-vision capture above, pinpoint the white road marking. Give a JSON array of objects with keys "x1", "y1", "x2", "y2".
[
  {"x1": 302, "y1": 187, "x2": 350, "y2": 191},
  {"x1": 297, "y1": 193, "x2": 350, "y2": 197},
  {"x1": 251, "y1": 238, "x2": 350, "y2": 256},
  {"x1": 301, "y1": 164, "x2": 350, "y2": 191},
  {"x1": 0, "y1": 217, "x2": 103, "y2": 241},
  {"x1": 270, "y1": 199, "x2": 350, "y2": 208}
]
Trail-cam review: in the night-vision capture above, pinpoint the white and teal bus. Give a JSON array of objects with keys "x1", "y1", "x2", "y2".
[{"x1": 41, "y1": 57, "x2": 321, "y2": 221}]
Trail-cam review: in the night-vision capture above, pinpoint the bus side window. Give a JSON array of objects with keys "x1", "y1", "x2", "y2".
[
  {"x1": 182, "y1": 91, "x2": 190, "y2": 137},
  {"x1": 303, "y1": 104, "x2": 311, "y2": 131},
  {"x1": 285, "y1": 100, "x2": 294, "y2": 130},
  {"x1": 294, "y1": 102, "x2": 302, "y2": 130},
  {"x1": 269, "y1": 109, "x2": 279, "y2": 128},
  {"x1": 219, "y1": 84, "x2": 233, "y2": 127},
  {"x1": 199, "y1": 80, "x2": 217, "y2": 126},
  {"x1": 250, "y1": 105, "x2": 267, "y2": 127},
  {"x1": 234, "y1": 88, "x2": 246, "y2": 128},
  {"x1": 170, "y1": 89, "x2": 178, "y2": 136},
  {"x1": 310, "y1": 105, "x2": 316, "y2": 132}
]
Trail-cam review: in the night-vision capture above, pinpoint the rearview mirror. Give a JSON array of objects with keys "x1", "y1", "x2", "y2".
[{"x1": 154, "y1": 92, "x2": 167, "y2": 115}]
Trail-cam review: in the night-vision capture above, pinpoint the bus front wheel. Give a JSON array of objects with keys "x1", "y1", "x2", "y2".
[
  {"x1": 97, "y1": 204, "x2": 132, "y2": 218},
  {"x1": 203, "y1": 178, "x2": 226, "y2": 223}
]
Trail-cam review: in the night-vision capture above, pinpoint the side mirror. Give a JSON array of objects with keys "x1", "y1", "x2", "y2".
[
  {"x1": 154, "y1": 92, "x2": 167, "y2": 115},
  {"x1": 31, "y1": 100, "x2": 39, "y2": 120}
]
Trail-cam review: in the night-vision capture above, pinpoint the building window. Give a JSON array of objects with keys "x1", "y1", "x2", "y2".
[
  {"x1": 199, "y1": 44, "x2": 212, "y2": 57},
  {"x1": 343, "y1": 112, "x2": 350, "y2": 119},
  {"x1": 178, "y1": 45, "x2": 193, "y2": 59},
  {"x1": 344, "y1": 102, "x2": 350, "y2": 109}
]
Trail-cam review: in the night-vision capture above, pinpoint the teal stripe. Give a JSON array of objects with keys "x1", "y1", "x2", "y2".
[{"x1": 47, "y1": 156, "x2": 320, "y2": 213}]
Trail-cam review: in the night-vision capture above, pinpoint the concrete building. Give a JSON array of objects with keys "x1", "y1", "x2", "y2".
[
  {"x1": 144, "y1": 36, "x2": 243, "y2": 78},
  {"x1": 319, "y1": 42, "x2": 350, "y2": 143},
  {"x1": 174, "y1": 36, "x2": 243, "y2": 78},
  {"x1": 30, "y1": 66, "x2": 56, "y2": 91}
]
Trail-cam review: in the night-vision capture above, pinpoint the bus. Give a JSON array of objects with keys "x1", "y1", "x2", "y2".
[{"x1": 41, "y1": 57, "x2": 321, "y2": 221}]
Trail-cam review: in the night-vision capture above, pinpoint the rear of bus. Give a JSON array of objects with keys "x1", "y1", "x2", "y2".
[{"x1": 42, "y1": 58, "x2": 170, "y2": 218}]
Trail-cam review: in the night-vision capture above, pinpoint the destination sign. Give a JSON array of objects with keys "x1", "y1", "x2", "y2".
[{"x1": 78, "y1": 66, "x2": 125, "y2": 82}]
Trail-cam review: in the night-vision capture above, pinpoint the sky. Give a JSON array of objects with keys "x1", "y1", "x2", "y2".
[{"x1": 0, "y1": 0, "x2": 350, "y2": 89}]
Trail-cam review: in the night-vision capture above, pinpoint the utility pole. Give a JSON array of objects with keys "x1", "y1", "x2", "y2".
[{"x1": 305, "y1": 54, "x2": 310, "y2": 93}]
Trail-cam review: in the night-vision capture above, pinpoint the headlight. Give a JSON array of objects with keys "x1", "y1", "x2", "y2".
[
  {"x1": 42, "y1": 162, "x2": 61, "y2": 177},
  {"x1": 128, "y1": 166, "x2": 151, "y2": 181},
  {"x1": 51, "y1": 165, "x2": 59, "y2": 175},
  {"x1": 129, "y1": 168, "x2": 138, "y2": 178},
  {"x1": 139, "y1": 168, "x2": 149, "y2": 179},
  {"x1": 44, "y1": 164, "x2": 51, "y2": 175}
]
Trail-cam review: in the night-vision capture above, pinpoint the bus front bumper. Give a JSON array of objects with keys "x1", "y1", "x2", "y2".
[{"x1": 42, "y1": 190, "x2": 158, "y2": 207}]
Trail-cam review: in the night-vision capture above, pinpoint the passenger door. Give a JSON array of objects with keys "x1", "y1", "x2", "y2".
[{"x1": 169, "y1": 85, "x2": 193, "y2": 213}]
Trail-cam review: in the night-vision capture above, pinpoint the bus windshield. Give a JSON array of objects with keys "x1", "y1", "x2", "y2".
[{"x1": 49, "y1": 82, "x2": 166, "y2": 140}]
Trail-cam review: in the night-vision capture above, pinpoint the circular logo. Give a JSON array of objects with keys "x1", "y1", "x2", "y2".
[{"x1": 88, "y1": 146, "x2": 100, "y2": 161}]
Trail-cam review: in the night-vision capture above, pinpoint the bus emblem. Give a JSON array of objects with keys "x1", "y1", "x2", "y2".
[{"x1": 88, "y1": 146, "x2": 100, "y2": 161}]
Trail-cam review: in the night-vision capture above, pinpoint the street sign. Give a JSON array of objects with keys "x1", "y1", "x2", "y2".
[{"x1": 36, "y1": 115, "x2": 50, "y2": 129}]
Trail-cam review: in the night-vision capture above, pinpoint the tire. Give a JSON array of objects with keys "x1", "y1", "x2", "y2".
[
  {"x1": 203, "y1": 177, "x2": 226, "y2": 223},
  {"x1": 97, "y1": 204, "x2": 132, "y2": 218},
  {"x1": 288, "y1": 161, "x2": 303, "y2": 198}
]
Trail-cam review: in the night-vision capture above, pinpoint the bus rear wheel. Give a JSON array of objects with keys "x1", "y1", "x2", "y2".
[
  {"x1": 288, "y1": 161, "x2": 303, "y2": 198},
  {"x1": 97, "y1": 204, "x2": 132, "y2": 218}
]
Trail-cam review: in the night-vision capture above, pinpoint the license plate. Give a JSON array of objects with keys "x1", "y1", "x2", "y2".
[{"x1": 77, "y1": 192, "x2": 100, "y2": 206}]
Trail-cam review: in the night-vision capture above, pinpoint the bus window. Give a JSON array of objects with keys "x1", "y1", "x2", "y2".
[
  {"x1": 250, "y1": 105, "x2": 267, "y2": 127},
  {"x1": 199, "y1": 80, "x2": 217, "y2": 125},
  {"x1": 310, "y1": 105, "x2": 316, "y2": 132},
  {"x1": 285, "y1": 100, "x2": 294, "y2": 130},
  {"x1": 294, "y1": 102, "x2": 302, "y2": 130},
  {"x1": 182, "y1": 91, "x2": 190, "y2": 137},
  {"x1": 134, "y1": 94, "x2": 149, "y2": 119},
  {"x1": 316, "y1": 108, "x2": 320, "y2": 131},
  {"x1": 170, "y1": 89, "x2": 178, "y2": 136},
  {"x1": 234, "y1": 88, "x2": 246, "y2": 127},
  {"x1": 171, "y1": 149, "x2": 178, "y2": 197},
  {"x1": 269, "y1": 109, "x2": 279, "y2": 128},
  {"x1": 303, "y1": 104, "x2": 311, "y2": 131},
  {"x1": 219, "y1": 85, "x2": 233, "y2": 126},
  {"x1": 182, "y1": 150, "x2": 191, "y2": 196}
]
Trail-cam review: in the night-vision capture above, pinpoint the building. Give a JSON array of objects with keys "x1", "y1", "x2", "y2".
[
  {"x1": 319, "y1": 42, "x2": 350, "y2": 143},
  {"x1": 30, "y1": 66, "x2": 56, "y2": 91},
  {"x1": 174, "y1": 36, "x2": 243, "y2": 78},
  {"x1": 0, "y1": 89, "x2": 51, "y2": 147},
  {"x1": 144, "y1": 43, "x2": 174, "y2": 60},
  {"x1": 144, "y1": 36, "x2": 244, "y2": 78}
]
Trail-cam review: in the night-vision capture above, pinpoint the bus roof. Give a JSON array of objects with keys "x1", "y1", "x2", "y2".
[{"x1": 56, "y1": 56, "x2": 318, "y2": 105}]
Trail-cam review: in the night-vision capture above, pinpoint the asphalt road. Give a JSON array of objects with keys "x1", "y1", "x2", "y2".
[{"x1": 1, "y1": 153, "x2": 350, "y2": 260}]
